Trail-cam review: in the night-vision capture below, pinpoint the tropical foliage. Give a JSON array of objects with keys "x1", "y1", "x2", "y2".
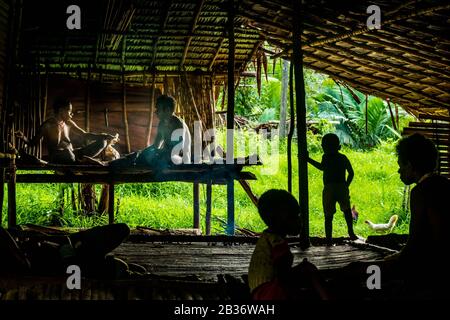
[{"x1": 311, "y1": 79, "x2": 404, "y2": 149}]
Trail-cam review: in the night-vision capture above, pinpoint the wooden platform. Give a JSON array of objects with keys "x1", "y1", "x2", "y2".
[
  {"x1": 112, "y1": 240, "x2": 389, "y2": 281},
  {"x1": 0, "y1": 238, "x2": 395, "y2": 300}
]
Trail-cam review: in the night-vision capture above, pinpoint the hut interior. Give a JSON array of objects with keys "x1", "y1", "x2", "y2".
[{"x1": 0, "y1": 0, "x2": 449, "y2": 301}]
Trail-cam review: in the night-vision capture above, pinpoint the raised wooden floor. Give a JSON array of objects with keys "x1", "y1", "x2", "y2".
[{"x1": 113, "y1": 240, "x2": 389, "y2": 281}]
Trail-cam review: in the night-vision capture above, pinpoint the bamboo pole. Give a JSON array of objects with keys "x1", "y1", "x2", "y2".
[
  {"x1": 145, "y1": 72, "x2": 156, "y2": 146},
  {"x1": 293, "y1": 0, "x2": 309, "y2": 248},
  {"x1": 226, "y1": 0, "x2": 235, "y2": 235},
  {"x1": 386, "y1": 98, "x2": 398, "y2": 132},
  {"x1": 180, "y1": 0, "x2": 205, "y2": 68},
  {"x1": 121, "y1": 37, "x2": 131, "y2": 153},
  {"x1": 85, "y1": 67, "x2": 91, "y2": 131},
  {"x1": 365, "y1": 94, "x2": 368, "y2": 135},
  {"x1": 287, "y1": 60, "x2": 294, "y2": 194}
]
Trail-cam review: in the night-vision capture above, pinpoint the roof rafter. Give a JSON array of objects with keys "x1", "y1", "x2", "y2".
[{"x1": 180, "y1": 0, "x2": 205, "y2": 69}]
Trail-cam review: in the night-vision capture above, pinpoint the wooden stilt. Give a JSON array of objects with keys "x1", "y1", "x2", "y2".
[
  {"x1": 7, "y1": 157, "x2": 17, "y2": 228},
  {"x1": 0, "y1": 168, "x2": 4, "y2": 226},
  {"x1": 193, "y1": 182, "x2": 200, "y2": 229},
  {"x1": 226, "y1": 178, "x2": 235, "y2": 235},
  {"x1": 108, "y1": 183, "x2": 115, "y2": 224},
  {"x1": 205, "y1": 182, "x2": 212, "y2": 235}
]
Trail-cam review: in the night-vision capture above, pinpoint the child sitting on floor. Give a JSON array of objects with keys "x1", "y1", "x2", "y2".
[{"x1": 248, "y1": 189, "x2": 331, "y2": 300}]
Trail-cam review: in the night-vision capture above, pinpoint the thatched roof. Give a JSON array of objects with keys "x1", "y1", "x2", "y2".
[
  {"x1": 240, "y1": 0, "x2": 450, "y2": 116},
  {"x1": 18, "y1": 0, "x2": 450, "y2": 116},
  {"x1": 19, "y1": 0, "x2": 261, "y2": 83}
]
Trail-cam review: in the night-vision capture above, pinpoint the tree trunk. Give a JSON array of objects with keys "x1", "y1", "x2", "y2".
[{"x1": 279, "y1": 59, "x2": 289, "y2": 138}]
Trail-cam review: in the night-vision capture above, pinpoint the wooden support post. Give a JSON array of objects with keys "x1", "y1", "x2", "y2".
[
  {"x1": 0, "y1": 168, "x2": 4, "y2": 226},
  {"x1": 122, "y1": 74, "x2": 131, "y2": 153},
  {"x1": 122, "y1": 37, "x2": 131, "y2": 153},
  {"x1": 293, "y1": 0, "x2": 309, "y2": 248},
  {"x1": 193, "y1": 182, "x2": 200, "y2": 229},
  {"x1": 85, "y1": 67, "x2": 91, "y2": 131},
  {"x1": 108, "y1": 183, "x2": 115, "y2": 224},
  {"x1": 287, "y1": 61, "x2": 294, "y2": 193},
  {"x1": 205, "y1": 181, "x2": 212, "y2": 235},
  {"x1": 226, "y1": 0, "x2": 235, "y2": 165},
  {"x1": 7, "y1": 157, "x2": 17, "y2": 228},
  {"x1": 226, "y1": 178, "x2": 235, "y2": 235}
]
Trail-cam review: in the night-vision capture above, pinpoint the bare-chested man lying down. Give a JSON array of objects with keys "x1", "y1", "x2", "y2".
[{"x1": 16, "y1": 97, "x2": 117, "y2": 164}]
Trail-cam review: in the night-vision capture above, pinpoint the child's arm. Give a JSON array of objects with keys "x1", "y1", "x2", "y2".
[
  {"x1": 345, "y1": 157, "x2": 354, "y2": 187},
  {"x1": 307, "y1": 155, "x2": 324, "y2": 171}
]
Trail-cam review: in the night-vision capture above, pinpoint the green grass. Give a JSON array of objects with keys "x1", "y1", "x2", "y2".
[{"x1": 1, "y1": 139, "x2": 410, "y2": 238}]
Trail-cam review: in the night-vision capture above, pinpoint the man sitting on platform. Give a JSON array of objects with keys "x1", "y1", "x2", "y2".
[
  {"x1": 110, "y1": 94, "x2": 192, "y2": 169},
  {"x1": 15, "y1": 97, "x2": 117, "y2": 164}
]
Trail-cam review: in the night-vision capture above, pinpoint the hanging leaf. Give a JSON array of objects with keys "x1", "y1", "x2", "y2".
[{"x1": 261, "y1": 50, "x2": 268, "y2": 82}]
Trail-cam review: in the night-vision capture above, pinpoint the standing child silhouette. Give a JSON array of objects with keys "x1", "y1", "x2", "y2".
[{"x1": 308, "y1": 133, "x2": 358, "y2": 244}]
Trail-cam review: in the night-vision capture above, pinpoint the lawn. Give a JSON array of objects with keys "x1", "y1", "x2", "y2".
[{"x1": 1, "y1": 138, "x2": 410, "y2": 238}]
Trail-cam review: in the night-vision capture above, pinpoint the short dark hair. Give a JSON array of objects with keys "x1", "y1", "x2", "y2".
[
  {"x1": 156, "y1": 95, "x2": 176, "y2": 113},
  {"x1": 258, "y1": 189, "x2": 299, "y2": 230},
  {"x1": 396, "y1": 133, "x2": 438, "y2": 173},
  {"x1": 322, "y1": 133, "x2": 340, "y2": 152},
  {"x1": 53, "y1": 97, "x2": 71, "y2": 114}
]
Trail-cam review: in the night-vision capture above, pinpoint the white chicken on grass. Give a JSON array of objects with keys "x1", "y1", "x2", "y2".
[{"x1": 365, "y1": 215, "x2": 399, "y2": 233}]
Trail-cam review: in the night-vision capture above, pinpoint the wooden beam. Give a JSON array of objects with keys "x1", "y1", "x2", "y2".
[
  {"x1": 293, "y1": 0, "x2": 309, "y2": 248},
  {"x1": 151, "y1": 1, "x2": 172, "y2": 67},
  {"x1": 208, "y1": 36, "x2": 225, "y2": 71},
  {"x1": 180, "y1": 0, "x2": 205, "y2": 68}
]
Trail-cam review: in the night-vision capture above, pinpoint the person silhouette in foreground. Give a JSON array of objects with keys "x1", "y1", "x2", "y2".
[
  {"x1": 248, "y1": 189, "x2": 332, "y2": 300},
  {"x1": 307, "y1": 133, "x2": 358, "y2": 244},
  {"x1": 337, "y1": 133, "x2": 450, "y2": 299},
  {"x1": 0, "y1": 223, "x2": 144, "y2": 279},
  {"x1": 384, "y1": 133, "x2": 450, "y2": 297},
  {"x1": 15, "y1": 97, "x2": 117, "y2": 164}
]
